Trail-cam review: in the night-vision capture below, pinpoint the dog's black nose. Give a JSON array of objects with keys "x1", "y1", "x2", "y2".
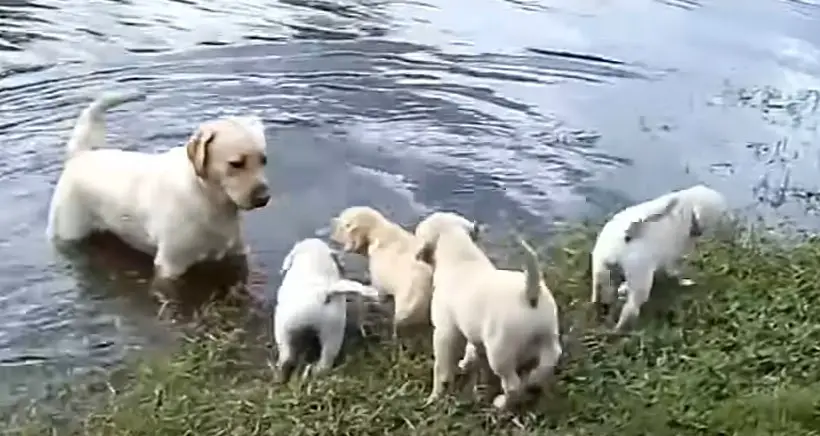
[{"x1": 251, "y1": 184, "x2": 271, "y2": 207}]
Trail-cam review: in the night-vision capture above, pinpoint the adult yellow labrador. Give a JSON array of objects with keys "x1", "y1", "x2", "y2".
[{"x1": 46, "y1": 90, "x2": 271, "y2": 289}]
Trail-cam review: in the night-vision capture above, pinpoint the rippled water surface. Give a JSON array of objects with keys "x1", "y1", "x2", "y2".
[{"x1": 1, "y1": 0, "x2": 819, "y2": 410}]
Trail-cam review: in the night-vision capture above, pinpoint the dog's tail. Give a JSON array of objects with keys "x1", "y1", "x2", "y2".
[
  {"x1": 623, "y1": 196, "x2": 679, "y2": 243},
  {"x1": 323, "y1": 279, "x2": 381, "y2": 304},
  {"x1": 66, "y1": 90, "x2": 146, "y2": 160},
  {"x1": 517, "y1": 236, "x2": 542, "y2": 308}
]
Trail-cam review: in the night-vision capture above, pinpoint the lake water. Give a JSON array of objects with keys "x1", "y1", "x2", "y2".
[{"x1": 1, "y1": 0, "x2": 819, "y2": 411}]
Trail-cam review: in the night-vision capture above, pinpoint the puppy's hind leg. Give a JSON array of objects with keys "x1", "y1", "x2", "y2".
[
  {"x1": 274, "y1": 337, "x2": 299, "y2": 384},
  {"x1": 614, "y1": 266, "x2": 654, "y2": 332},
  {"x1": 523, "y1": 338, "x2": 562, "y2": 395},
  {"x1": 424, "y1": 325, "x2": 465, "y2": 406},
  {"x1": 485, "y1": 344, "x2": 525, "y2": 410},
  {"x1": 307, "y1": 319, "x2": 345, "y2": 378}
]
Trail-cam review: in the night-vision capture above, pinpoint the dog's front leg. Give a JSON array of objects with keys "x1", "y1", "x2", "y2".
[{"x1": 151, "y1": 249, "x2": 191, "y2": 317}]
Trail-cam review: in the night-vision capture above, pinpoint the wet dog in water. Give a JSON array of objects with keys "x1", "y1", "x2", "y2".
[
  {"x1": 273, "y1": 238, "x2": 380, "y2": 382},
  {"x1": 590, "y1": 184, "x2": 729, "y2": 331},
  {"x1": 45, "y1": 90, "x2": 272, "y2": 296}
]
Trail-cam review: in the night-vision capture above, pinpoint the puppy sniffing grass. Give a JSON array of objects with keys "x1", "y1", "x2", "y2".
[
  {"x1": 273, "y1": 238, "x2": 380, "y2": 382},
  {"x1": 46, "y1": 90, "x2": 272, "y2": 302},
  {"x1": 591, "y1": 184, "x2": 729, "y2": 331},
  {"x1": 330, "y1": 206, "x2": 434, "y2": 339},
  {"x1": 415, "y1": 212, "x2": 562, "y2": 410}
]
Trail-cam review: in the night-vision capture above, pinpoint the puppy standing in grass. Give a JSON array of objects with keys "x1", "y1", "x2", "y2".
[
  {"x1": 273, "y1": 238, "x2": 380, "y2": 382},
  {"x1": 46, "y1": 91, "x2": 271, "y2": 296},
  {"x1": 330, "y1": 206, "x2": 434, "y2": 338},
  {"x1": 415, "y1": 212, "x2": 562, "y2": 410},
  {"x1": 591, "y1": 184, "x2": 729, "y2": 331}
]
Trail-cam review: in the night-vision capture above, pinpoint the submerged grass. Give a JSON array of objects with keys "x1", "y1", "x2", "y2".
[{"x1": 8, "y1": 225, "x2": 820, "y2": 435}]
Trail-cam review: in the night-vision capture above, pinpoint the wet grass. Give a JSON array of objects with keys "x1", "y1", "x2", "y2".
[{"x1": 7, "y1": 225, "x2": 820, "y2": 435}]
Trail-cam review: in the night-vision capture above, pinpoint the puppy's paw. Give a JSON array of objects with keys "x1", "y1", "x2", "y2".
[
  {"x1": 422, "y1": 393, "x2": 440, "y2": 407},
  {"x1": 492, "y1": 394, "x2": 511, "y2": 410},
  {"x1": 273, "y1": 369, "x2": 289, "y2": 384},
  {"x1": 300, "y1": 364, "x2": 314, "y2": 381},
  {"x1": 616, "y1": 283, "x2": 629, "y2": 299},
  {"x1": 678, "y1": 278, "x2": 696, "y2": 287}
]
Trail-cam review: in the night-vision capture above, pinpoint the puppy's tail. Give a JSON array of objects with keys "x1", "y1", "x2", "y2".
[
  {"x1": 323, "y1": 279, "x2": 381, "y2": 304},
  {"x1": 517, "y1": 236, "x2": 542, "y2": 308},
  {"x1": 66, "y1": 90, "x2": 147, "y2": 160}
]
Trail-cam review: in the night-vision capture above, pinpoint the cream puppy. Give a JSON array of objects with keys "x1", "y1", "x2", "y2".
[
  {"x1": 46, "y1": 91, "x2": 271, "y2": 289},
  {"x1": 591, "y1": 184, "x2": 729, "y2": 331},
  {"x1": 273, "y1": 238, "x2": 380, "y2": 382},
  {"x1": 330, "y1": 206, "x2": 434, "y2": 336},
  {"x1": 415, "y1": 212, "x2": 562, "y2": 410}
]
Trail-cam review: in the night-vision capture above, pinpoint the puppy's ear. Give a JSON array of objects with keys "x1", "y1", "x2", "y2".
[
  {"x1": 280, "y1": 245, "x2": 297, "y2": 275},
  {"x1": 470, "y1": 221, "x2": 484, "y2": 241},
  {"x1": 186, "y1": 126, "x2": 217, "y2": 179},
  {"x1": 689, "y1": 212, "x2": 703, "y2": 238},
  {"x1": 415, "y1": 243, "x2": 435, "y2": 266},
  {"x1": 347, "y1": 225, "x2": 370, "y2": 255}
]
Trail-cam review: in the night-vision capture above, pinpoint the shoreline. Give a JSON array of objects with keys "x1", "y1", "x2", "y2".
[{"x1": 8, "y1": 225, "x2": 820, "y2": 435}]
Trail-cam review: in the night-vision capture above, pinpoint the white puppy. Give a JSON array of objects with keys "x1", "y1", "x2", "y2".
[
  {"x1": 590, "y1": 184, "x2": 729, "y2": 331},
  {"x1": 414, "y1": 212, "x2": 562, "y2": 410},
  {"x1": 273, "y1": 238, "x2": 380, "y2": 382},
  {"x1": 46, "y1": 91, "x2": 271, "y2": 288}
]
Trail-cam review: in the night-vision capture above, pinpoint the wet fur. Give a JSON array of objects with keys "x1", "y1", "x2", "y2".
[{"x1": 46, "y1": 91, "x2": 272, "y2": 286}]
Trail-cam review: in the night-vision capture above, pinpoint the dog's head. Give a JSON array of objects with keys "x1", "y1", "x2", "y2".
[
  {"x1": 413, "y1": 211, "x2": 482, "y2": 265},
  {"x1": 680, "y1": 185, "x2": 731, "y2": 237},
  {"x1": 186, "y1": 115, "x2": 271, "y2": 211},
  {"x1": 329, "y1": 206, "x2": 386, "y2": 256}
]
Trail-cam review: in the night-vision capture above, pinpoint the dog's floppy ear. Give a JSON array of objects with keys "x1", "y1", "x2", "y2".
[
  {"x1": 346, "y1": 224, "x2": 370, "y2": 254},
  {"x1": 186, "y1": 126, "x2": 217, "y2": 179},
  {"x1": 280, "y1": 245, "x2": 298, "y2": 275},
  {"x1": 415, "y1": 242, "x2": 435, "y2": 266}
]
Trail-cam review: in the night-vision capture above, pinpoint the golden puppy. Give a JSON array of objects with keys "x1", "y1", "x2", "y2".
[
  {"x1": 46, "y1": 90, "x2": 271, "y2": 290},
  {"x1": 330, "y1": 206, "x2": 433, "y2": 336},
  {"x1": 414, "y1": 212, "x2": 562, "y2": 410}
]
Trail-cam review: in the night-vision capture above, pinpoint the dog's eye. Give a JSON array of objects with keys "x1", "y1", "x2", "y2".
[
  {"x1": 229, "y1": 158, "x2": 245, "y2": 169},
  {"x1": 260, "y1": 155, "x2": 268, "y2": 166}
]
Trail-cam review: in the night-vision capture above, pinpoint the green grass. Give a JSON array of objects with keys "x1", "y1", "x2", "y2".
[{"x1": 8, "y1": 225, "x2": 820, "y2": 435}]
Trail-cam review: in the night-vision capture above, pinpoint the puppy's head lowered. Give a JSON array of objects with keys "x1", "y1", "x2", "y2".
[
  {"x1": 280, "y1": 238, "x2": 341, "y2": 277},
  {"x1": 186, "y1": 115, "x2": 270, "y2": 211},
  {"x1": 413, "y1": 211, "x2": 482, "y2": 266},
  {"x1": 329, "y1": 206, "x2": 387, "y2": 256}
]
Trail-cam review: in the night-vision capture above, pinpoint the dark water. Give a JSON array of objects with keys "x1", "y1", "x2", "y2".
[{"x1": 1, "y1": 0, "x2": 819, "y2": 410}]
